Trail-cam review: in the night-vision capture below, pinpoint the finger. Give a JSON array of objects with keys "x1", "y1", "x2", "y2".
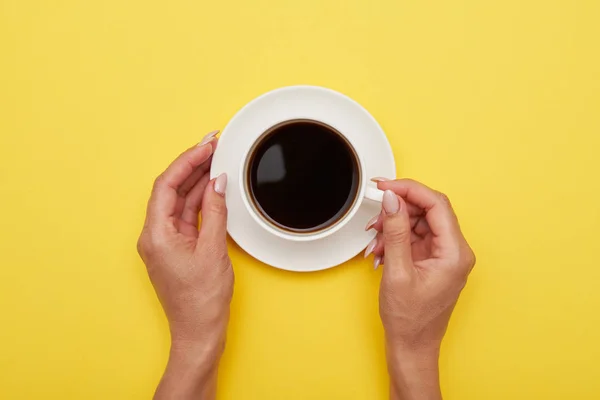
[
  {"x1": 372, "y1": 183, "x2": 424, "y2": 217},
  {"x1": 381, "y1": 190, "x2": 413, "y2": 276},
  {"x1": 413, "y1": 217, "x2": 430, "y2": 238},
  {"x1": 406, "y1": 201, "x2": 424, "y2": 217},
  {"x1": 367, "y1": 202, "x2": 421, "y2": 233},
  {"x1": 160, "y1": 132, "x2": 217, "y2": 191},
  {"x1": 198, "y1": 173, "x2": 228, "y2": 245},
  {"x1": 368, "y1": 212, "x2": 421, "y2": 234},
  {"x1": 369, "y1": 233, "x2": 385, "y2": 270},
  {"x1": 178, "y1": 138, "x2": 219, "y2": 197},
  {"x1": 365, "y1": 210, "x2": 384, "y2": 231},
  {"x1": 147, "y1": 135, "x2": 216, "y2": 224},
  {"x1": 368, "y1": 229, "x2": 420, "y2": 259},
  {"x1": 375, "y1": 178, "x2": 459, "y2": 238},
  {"x1": 364, "y1": 232, "x2": 384, "y2": 258},
  {"x1": 180, "y1": 173, "x2": 211, "y2": 229}
]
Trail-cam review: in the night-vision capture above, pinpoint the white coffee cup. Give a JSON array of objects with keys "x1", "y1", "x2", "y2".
[{"x1": 238, "y1": 118, "x2": 384, "y2": 242}]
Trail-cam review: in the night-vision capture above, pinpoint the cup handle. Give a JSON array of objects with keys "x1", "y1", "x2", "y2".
[{"x1": 364, "y1": 184, "x2": 384, "y2": 203}]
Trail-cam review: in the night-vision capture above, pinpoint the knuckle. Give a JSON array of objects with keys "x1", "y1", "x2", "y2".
[
  {"x1": 219, "y1": 251, "x2": 231, "y2": 264},
  {"x1": 437, "y1": 191, "x2": 451, "y2": 206},
  {"x1": 137, "y1": 232, "x2": 153, "y2": 258},
  {"x1": 386, "y1": 270, "x2": 409, "y2": 286},
  {"x1": 464, "y1": 247, "x2": 476, "y2": 270},
  {"x1": 152, "y1": 174, "x2": 166, "y2": 191},
  {"x1": 198, "y1": 241, "x2": 226, "y2": 258},
  {"x1": 200, "y1": 241, "x2": 219, "y2": 255},
  {"x1": 206, "y1": 201, "x2": 227, "y2": 217},
  {"x1": 136, "y1": 236, "x2": 147, "y2": 257},
  {"x1": 384, "y1": 226, "x2": 411, "y2": 245},
  {"x1": 453, "y1": 247, "x2": 476, "y2": 275},
  {"x1": 138, "y1": 231, "x2": 168, "y2": 257}
]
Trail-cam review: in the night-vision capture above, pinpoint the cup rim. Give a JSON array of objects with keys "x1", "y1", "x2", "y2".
[{"x1": 238, "y1": 118, "x2": 368, "y2": 242}]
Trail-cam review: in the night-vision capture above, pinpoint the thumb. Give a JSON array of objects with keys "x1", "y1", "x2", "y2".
[
  {"x1": 199, "y1": 173, "x2": 228, "y2": 245},
  {"x1": 382, "y1": 190, "x2": 413, "y2": 274}
]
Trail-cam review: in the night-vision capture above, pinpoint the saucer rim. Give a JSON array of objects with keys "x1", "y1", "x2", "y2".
[{"x1": 211, "y1": 85, "x2": 396, "y2": 272}]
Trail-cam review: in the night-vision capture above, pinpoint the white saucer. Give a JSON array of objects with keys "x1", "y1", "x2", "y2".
[{"x1": 210, "y1": 86, "x2": 396, "y2": 272}]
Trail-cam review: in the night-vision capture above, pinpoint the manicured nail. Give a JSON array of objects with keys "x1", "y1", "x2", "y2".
[
  {"x1": 214, "y1": 173, "x2": 227, "y2": 196},
  {"x1": 365, "y1": 215, "x2": 379, "y2": 231},
  {"x1": 371, "y1": 177, "x2": 390, "y2": 183},
  {"x1": 198, "y1": 130, "x2": 220, "y2": 146},
  {"x1": 373, "y1": 255, "x2": 382, "y2": 270},
  {"x1": 364, "y1": 237, "x2": 377, "y2": 258},
  {"x1": 383, "y1": 190, "x2": 400, "y2": 214}
]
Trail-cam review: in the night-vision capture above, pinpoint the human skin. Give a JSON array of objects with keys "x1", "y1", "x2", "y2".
[
  {"x1": 365, "y1": 178, "x2": 476, "y2": 400},
  {"x1": 137, "y1": 131, "x2": 233, "y2": 400},
  {"x1": 138, "y1": 135, "x2": 475, "y2": 399}
]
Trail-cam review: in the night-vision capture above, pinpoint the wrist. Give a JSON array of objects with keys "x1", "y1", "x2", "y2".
[
  {"x1": 386, "y1": 336, "x2": 441, "y2": 359},
  {"x1": 166, "y1": 320, "x2": 228, "y2": 380},
  {"x1": 170, "y1": 337, "x2": 224, "y2": 366},
  {"x1": 169, "y1": 324, "x2": 226, "y2": 371},
  {"x1": 386, "y1": 341, "x2": 441, "y2": 400},
  {"x1": 154, "y1": 338, "x2": 224, "y2": 400},
  {"x1": 386, "y1": 343, "x2": 439, "y2": 371},
  {"x1": 169, "y1": 311, "x2": 229, "y2": 351}
]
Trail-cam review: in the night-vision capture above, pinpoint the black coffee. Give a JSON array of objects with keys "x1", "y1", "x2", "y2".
[{"x1": 247, "y1": 120, "x2": 360, "y2": 232}]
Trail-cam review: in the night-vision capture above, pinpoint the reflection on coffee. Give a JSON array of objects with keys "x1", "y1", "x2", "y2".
[{"x1": 247, "y1": 120, "x2": 360, "y2": 232}]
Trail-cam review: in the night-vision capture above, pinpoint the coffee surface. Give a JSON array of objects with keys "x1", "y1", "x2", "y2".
[{"x1": 248, "y1": 121, "x2": 359, "y2": 232}]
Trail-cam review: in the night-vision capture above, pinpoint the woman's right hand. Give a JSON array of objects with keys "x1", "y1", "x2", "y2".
[
  {"x1": 137, "y1": 131, "x2": 233, "y2": 400},
  {"x1": 366, "y1": 178, "x2": 476, "y2": 400}
]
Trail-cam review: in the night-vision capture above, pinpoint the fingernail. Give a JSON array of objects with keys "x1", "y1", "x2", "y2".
[
  {"x1": 365, "y1": 215, "x2": 379, "y2": 231},
  {"x1": 214, "y1": 173, "x2": 227, "y2": 196},
  {"x1": 371, "y1": 177, "x2": 390, "y2": 182},
  {"x1": 383, "y1": 190, "x2": 400, "y2": 214},
  {"x1": 364, "y1": 237, "x2": 377, "y2": 258},
  {"x1": 373, "y1": 255, "x2": 382, "y2": 270},
  {"x1": 198, "y1": 130, "x2": 220, "y2": 146}
]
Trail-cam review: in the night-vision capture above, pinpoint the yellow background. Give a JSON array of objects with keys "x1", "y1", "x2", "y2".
[{"x1": 1, "y1": 0, "x2": 599, "y2": 398}]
